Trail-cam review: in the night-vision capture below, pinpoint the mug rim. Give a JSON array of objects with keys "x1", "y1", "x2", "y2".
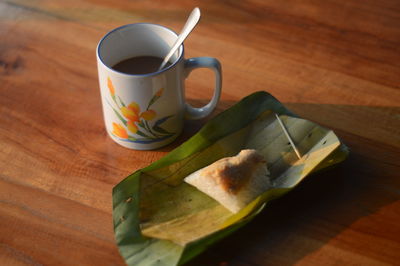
[{"x1": 96, "y1": 23, "x2": 184, "y2": 77}]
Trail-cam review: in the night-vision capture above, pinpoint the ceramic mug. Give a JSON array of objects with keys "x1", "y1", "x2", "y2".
[{"x1": 97, "y1": 23, "x2": 222, "y2": 150}]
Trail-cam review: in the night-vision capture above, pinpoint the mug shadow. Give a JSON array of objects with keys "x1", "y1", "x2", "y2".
[
  {"x1": 156, "y1": 99, "x2": 236, "y2": 151},
  {"x1": 162, "y1": 99, "x2": 400, "y2": 265}
]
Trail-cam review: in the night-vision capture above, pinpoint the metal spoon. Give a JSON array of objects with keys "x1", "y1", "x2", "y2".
[{"x1": 158, "y1": 7, "x2": 201, "y2": 71}]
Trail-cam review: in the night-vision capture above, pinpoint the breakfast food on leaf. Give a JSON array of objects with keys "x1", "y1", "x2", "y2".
[{"x1": 184, "y1": 149, "x2": 271, "y2": 213}]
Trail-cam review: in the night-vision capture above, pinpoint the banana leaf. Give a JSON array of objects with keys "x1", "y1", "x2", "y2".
[{"x1": 112, "y1": 91, "x2": 349, "y2": 265}]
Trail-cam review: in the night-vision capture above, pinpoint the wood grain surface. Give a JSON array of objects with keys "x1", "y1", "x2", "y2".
[{"x1": 1, "y1": 0, "x2": 399, "y2": 265}]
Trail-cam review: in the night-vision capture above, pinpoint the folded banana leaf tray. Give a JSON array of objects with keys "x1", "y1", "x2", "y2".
[{"x1": 112, "y1": 91, "x2": 348, "y2": 265}]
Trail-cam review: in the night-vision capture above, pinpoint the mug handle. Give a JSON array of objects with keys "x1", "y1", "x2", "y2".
[{"x1": 184, "y1": 57, "x2": 222, "y2": 120}]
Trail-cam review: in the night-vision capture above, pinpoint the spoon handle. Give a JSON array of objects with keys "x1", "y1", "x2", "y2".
[{"x1": 158, "y1": 7, "x2": 201, "y2": 71}]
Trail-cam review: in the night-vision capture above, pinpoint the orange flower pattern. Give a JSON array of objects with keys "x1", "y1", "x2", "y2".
[
  {"x1": 112, "y1": 122, "x2": 128, "y2": 139},
  {"x1": 107, "y1": 77, "x2": 115, "y2": 96},
  {"x1": 127, "y1": 120, "x2": 138, "y2": 134},
  {"x1": 107, "y1": 77, "x2": 174, "y2": 143},
  {"x1": 155, "y1": 87, "x2": 164, "y2": 97},
  {"x1": 140, "y1": 110, "x2": 156, "y2": 121},
  {"x1": 121, "y1": 105, "x2": 140, "y2": 122}
]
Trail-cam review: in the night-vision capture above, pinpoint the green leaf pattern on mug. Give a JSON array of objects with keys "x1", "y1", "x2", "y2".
[{"x1": 107, "y1": 77, "x2": 175, "y2": 144}]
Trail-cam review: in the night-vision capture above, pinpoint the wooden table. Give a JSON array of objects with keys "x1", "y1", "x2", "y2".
[{"x1": 1, "y1": 0, "x2": 399, "y2": 265}]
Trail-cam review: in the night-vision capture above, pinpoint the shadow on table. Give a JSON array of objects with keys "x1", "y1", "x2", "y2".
[
  {"x1": 156, "y1": 99, "x2": 237, "y2": 152},
  {"x1": 161, "y1": 99, "x2": 399, "y2": 265}
]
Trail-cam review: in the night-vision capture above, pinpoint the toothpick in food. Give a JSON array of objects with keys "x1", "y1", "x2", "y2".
[{"x1": 275, "y1": 113, "x2": 301, "y2": 159}]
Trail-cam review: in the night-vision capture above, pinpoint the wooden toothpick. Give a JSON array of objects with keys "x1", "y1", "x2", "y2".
[{"x1": 275, "y1": 113, "x2": 302, "y2": 159}]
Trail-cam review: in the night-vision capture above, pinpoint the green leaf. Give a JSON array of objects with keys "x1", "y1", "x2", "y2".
[
  {"x1": 147, "y1": 95, "x2": 160, "y2": 109},
  {"x1": 112, "y1": 91, "x2": 349, "y2": 265},
  {"x1": 118, "y1": 96, "x2": 126, "y2": 107},
  {"x1": 154, "y1": 115, "x2": 174, "y2": 127},
  {"x1": 128, "y1": 136, "x2": 136, "y2": 141},
  {"x1": 108, "y1": 101, "x2": 127, "y2": 126},
  {"x1": 143, "y1": 120, "x2": 159, "y2": 138},
  {"x1": 153, "y1": 125, "x2": 173, "y2": 135},
  {"x1": 111, "y1": 95, "x2": 121, "y2": 109},
  {"x1": 138, "y1": 120, "x2": 145, "y2": 128},
  {"x1": 136, "y1": 130, "x2": 152, "y2": 138}
]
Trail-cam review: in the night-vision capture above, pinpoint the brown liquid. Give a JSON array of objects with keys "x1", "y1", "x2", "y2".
[{"x1": 112, "y1": 56, "x2": 171, "y2": 75}]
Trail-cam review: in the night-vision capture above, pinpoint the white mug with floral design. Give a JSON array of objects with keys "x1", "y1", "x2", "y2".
[{"x1": 97, "y1": 23, "x2": 222, "y2": 150}]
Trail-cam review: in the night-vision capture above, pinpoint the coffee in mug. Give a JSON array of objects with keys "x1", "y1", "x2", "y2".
[{"x1": 112, "y1": 56, "x2": 172, "y2": 75}]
